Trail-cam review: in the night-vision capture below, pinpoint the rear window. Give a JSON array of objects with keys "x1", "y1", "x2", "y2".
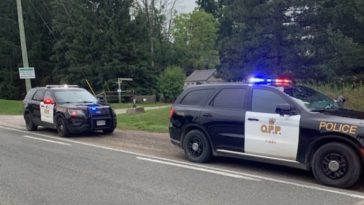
[
  {"x1": 180, "y1": 89, "x2": 214, "y2": 106},
  {"x1": 212, "y1": 88, "x2": 247, "y2": 109}
]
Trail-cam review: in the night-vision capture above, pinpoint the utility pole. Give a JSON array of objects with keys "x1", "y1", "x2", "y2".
[{"x1": 16, "y1": 0, "x2": 32, "y2": 92}]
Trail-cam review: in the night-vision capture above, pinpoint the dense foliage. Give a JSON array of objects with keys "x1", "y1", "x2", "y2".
[
  {"x1": 158, "y1": 66, "x2": 185, "y2": 101},
  {"x1": 198, "y1": 0, "x2": 364, "y2": 81},
  {"x1": 0, "y1": 0, "x2": 363, "y2": 99}
]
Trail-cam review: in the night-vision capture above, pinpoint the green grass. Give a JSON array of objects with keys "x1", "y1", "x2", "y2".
[
  {"x1": 0, "y1": 99, "x2": 23, "y2": 115},
  {"x1": 111, "y1": 102, "x2": 170, "y2": 109},
  {"x1": 305, "y1": 83, "x2": 364, "y2": 111},
  {"x1": 117, "y1": 107, "x2": 170, "y2": 133}
]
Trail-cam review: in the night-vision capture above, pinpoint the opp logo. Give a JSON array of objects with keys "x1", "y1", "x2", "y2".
[
  {"x1": 261, "y1": 118, "x2": 281, "y2": 135},
  {"x1": 319, "y1": 121, "x2": 358, "y2": 135}
]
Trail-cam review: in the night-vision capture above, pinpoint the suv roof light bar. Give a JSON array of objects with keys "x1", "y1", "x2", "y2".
[{"x1": 46, "y1": 84, "x2": 79, "y2": 88}]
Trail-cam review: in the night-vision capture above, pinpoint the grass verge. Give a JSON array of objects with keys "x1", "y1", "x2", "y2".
[
  {"x1": 111, "y1": 102, "x2": 170, "y2": 109},
  {"x1": 117, "y1": 107, "x2": 170, "y2": 133},
  {"x1": 0, "y1": 99, "x2": 23, "y2": 115}
]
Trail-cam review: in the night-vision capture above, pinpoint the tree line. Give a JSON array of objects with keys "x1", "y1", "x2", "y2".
[
  {"x1": 0, "y1": 0, "x2": 363, "y2": 100},
  {"x1": 199, "y1": 0, "x2": 364, "y2": 82}
]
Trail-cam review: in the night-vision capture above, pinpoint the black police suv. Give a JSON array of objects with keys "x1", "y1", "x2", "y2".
[
  {"x1": 169, "y1": 80, "x2": 364, "y2": 188},
  {"x1": 23, "y1": 85, "x2": 116, "y2": 137}
]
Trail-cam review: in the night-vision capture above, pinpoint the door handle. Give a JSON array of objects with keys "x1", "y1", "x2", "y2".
[
  {"x1": 202, "y1": 113, "x2": 212, "y2": 117},
  {"x1": 248, "y1": 118, "x2": 259, "y2": 121}
]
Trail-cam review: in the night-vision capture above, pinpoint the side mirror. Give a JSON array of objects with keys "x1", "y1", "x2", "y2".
[
  {"x1": 275, "y1": 104, "x2": 293, "y2": 116},
  {"x1": 43, "y1": 98, "x2": 54, "y2": 105},
  {"x1": 335, "y1": 96, "x2": 346, "y2": 107}
]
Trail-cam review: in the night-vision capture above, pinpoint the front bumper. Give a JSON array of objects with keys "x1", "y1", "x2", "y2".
[{"x1": 66, "y1": 116, "x2": 116, "y2": 133}]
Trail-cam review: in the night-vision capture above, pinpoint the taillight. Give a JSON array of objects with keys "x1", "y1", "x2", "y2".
[{"x1": 169, "y1": 107, "x2": 176, "y2": 119}]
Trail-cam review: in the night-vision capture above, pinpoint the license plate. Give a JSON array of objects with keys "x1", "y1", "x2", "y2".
[{"x1": 96, "y1": 120, "x2": 106, "y2": 126}]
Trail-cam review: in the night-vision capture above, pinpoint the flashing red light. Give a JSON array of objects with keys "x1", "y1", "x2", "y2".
[
  {"x1": 275, "y1": 78, "x2": 292, "y2": 85},
  {"x1": 43, "y1": 98, "x2": 54, "y2": 104}
]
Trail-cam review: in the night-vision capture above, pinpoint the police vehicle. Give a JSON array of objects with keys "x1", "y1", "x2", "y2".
[
  {"x1": 23, "y1": 85, "x2": 117, "y2": 137},
  {"x1": 169, "y1": 78, "x2": 364, "y2": 188}
]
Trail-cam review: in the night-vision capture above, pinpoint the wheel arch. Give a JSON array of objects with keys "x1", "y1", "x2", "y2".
[
  {"x1": 305, "y1": 134, "x2": 364, "y2": 170},
  {"x1": 181, "y1": 124, "x2": 214, "y2": 151},
  {"x1": 54, "y1": 112, "x2": 67, "y2": 126}
]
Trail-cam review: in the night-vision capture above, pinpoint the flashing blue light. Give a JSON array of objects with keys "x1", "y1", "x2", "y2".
[
  {"x1": 248, "y1": 77, "x2": 265, "y2": 83},
  {"x1": 90, "y1": 107, "x2": 97, "y2": 111},
  {"x1": 248, "y1": 77, "x2": 292, "y2": 85}
]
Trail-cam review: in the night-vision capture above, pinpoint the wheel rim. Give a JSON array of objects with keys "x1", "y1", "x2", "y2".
[
  {"x1": 321, "y1": 152, "x2": 348, "y2": 179},
  {"x1": 187, "y1": 136, "x2": 203, "y2": 158}
]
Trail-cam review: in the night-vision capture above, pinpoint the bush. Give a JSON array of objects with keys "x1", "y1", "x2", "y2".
[{"x1": 158, "y1": 66, "x2": 185, "y2": 102}]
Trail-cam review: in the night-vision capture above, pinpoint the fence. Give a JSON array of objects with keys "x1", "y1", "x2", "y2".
[{"x1": 96, "y1": 90, "x2": 156, "y2": 104}]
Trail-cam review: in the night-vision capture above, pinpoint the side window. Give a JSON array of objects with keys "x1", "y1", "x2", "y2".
[
  {"x1": 252, "y1": 89, "x2": 287, "y2": 113},
  {"x1": 180, "y1": 89, "x2": 214, "y2": 106},
  {"x1": 212, "y1": 88, "x2": 247, "y2": 109},
  {"x1": 24, "y1": 88, "x2": 36, "y2": 101},
  {"x1": 32, "y1": 90, "x2": 45, "y2": 101}
]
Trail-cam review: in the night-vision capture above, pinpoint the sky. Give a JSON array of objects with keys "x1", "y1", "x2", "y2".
[{"x1": 175, "y1": 0, "x2": 197, "y2": 13}]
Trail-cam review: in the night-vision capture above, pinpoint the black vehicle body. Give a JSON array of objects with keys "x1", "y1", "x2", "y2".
[
  {"x1": 23, "y1": 85, "x2": 117, "y2": 136},
  {"x1": 169, "y1": 83, "x2": 364, "y2": 188}
]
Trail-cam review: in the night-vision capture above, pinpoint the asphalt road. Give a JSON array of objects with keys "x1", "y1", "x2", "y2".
[{"x1": 0, "y1": 127, "x2": 364, "y2": 205}]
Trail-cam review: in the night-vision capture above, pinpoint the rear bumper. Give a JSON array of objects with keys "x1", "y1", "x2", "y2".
[{"x1": 169, "y1": 126, "x2": 182, "y2": 148}]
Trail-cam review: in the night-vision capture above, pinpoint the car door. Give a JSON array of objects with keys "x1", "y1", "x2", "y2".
[
  {"x1": 30, "y1": 89, "x2": 45, "y2": 125},
  {"x1": 40, "y1": 90, "x2": 55, "y2": 125},
  {"x1": 201, "y1": 87, "x2": 248, "y2": 152},
  {"x1": 244, "y1": 88, "x2": 301, "y2": 161}
]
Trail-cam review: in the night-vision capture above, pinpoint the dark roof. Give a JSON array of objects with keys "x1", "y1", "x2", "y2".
[{"x1": 185, "y1": 69, "x2": 217, "y2": 82}]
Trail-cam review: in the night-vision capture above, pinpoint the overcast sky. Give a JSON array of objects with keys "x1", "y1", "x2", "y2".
[{"x1": 175, "y1": 0, "x2": 196, "y2": 13}]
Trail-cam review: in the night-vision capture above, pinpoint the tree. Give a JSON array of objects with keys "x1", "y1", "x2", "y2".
[
  {"x1": 218, "y1": 0, "x2": 295, "y2": 81},
  {"x1": 196, "y1": 0, "x2": 219, "y2": 17},
  {"x1": 173, "y1": 10, "x2": 219, "y2": 74},
  {"x1": 290, "y1": 0, "x2": 364, "y2": 80},
  {"x1": 0, "y1": 0, "x2": 54, "y2": 99},
  {"x1": 158, "y1": 66, "x2": 185, "y2": 101}
]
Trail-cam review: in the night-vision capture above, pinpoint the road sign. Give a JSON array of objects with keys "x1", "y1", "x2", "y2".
[{"x1": 19, "y1": 67, "x2": 35, "y2": 79}]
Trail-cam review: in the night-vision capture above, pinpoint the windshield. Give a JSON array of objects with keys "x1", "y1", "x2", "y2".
[
  {"x1": 283, "y1": 86, "x2": 339, "y2": 112},
  {"x1": 53, "y1": 89, "x2": 97, "y2": 104}
]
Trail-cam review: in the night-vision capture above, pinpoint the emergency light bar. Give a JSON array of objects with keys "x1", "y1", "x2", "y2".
[
  {"x1": 248, "y1": 77, "x2": 292, "y2": 85},
  {"x1": 46, "y1": 85, "x2": 79, "y2": 88}
]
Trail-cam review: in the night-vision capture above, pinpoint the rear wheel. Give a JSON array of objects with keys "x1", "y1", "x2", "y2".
[
  {"x1": 25, "y1": 113, "x2": 37, "y2": 131},
  {"x1": 183, "y1": 130, "x2": 212, "y2": 163},
  {"x1": 311, "y1": 142, "x2": 361, "y2": 188},
  {"x1": 56, "y1": 117, "x2": 70, "y2": 137}
]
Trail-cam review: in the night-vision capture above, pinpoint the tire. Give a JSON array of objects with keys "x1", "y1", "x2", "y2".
[
  {"x1": 103, "y1": 127, "x2": 115, "y2": 135},
  {"x1": 311, "y1": 142, "x2": 362, "y2": 188},
  {"x1": 56, "y1": 117, "x2": 70, "y2": 137},
  {"x1": 182, "y1": 130, "x2": 212, "y2": 163},
  {"x1": 25, "y1": 113, "x2": 37, "y2": 131}
]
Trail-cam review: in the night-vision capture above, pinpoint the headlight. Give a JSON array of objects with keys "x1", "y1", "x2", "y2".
[{"x1": 67, "y1": 109, "x2": 85, "y2": 117}]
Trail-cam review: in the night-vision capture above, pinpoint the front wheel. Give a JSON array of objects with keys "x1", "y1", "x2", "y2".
[
  {"x1": 183, "y1": 130, "x2": 212, "y2": 163},
  {"x1": 25, "y1": 113, "x2": 37, "y2": 131},
  {"x1": 311, "y1": 142, "x2": 362, "y2": 188},
  {"x1": 56, "y1": 117, "x2": 70, "y2": 137}
]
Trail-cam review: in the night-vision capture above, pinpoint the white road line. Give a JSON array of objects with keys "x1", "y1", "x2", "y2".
[
  {"x1": 23, "y1": 135, "x2": 71, "y2": 146},
  {"x1": 137, "y1": 156, "x2": 260, "y2": 181},
  {"x1": 1, "y1": 125, "x2": 364, "y2": 199}
]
